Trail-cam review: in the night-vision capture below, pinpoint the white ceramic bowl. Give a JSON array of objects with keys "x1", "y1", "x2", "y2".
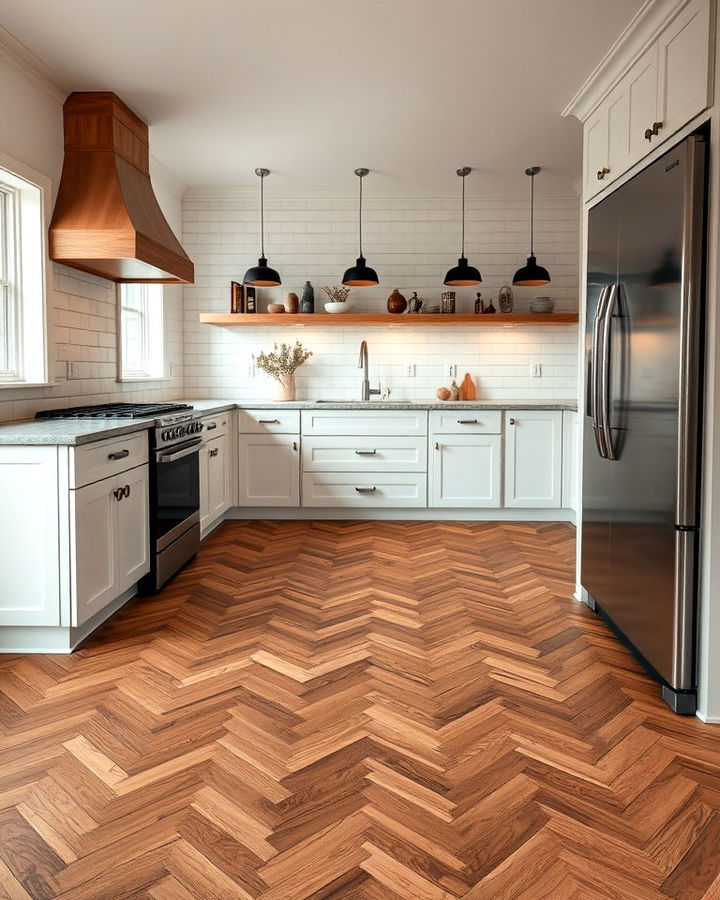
[
  {"x1": 530, "y1": 298, "x2": 554, "y2": 313},
  {"x1": 324, "y1": 301, "x2": 354, "y2": 314}
]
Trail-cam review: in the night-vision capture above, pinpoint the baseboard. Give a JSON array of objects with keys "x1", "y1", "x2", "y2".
[
  {"x1": 0, "y1": 584, "x2": 137, "y2": 654},
  {"x1": 225, "y1": 507, "x2": 577, "y2": 522},
  {"x1": 694, "y1": 710, "x2": 720, "y2": 725}
]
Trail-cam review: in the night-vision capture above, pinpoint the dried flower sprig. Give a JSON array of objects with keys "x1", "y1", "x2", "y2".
[
  {"x1": 321, "y1": 285, "x2": 351, "y2": 302},
  {"x1": 255, "y1": 342, "x2": 313, "y2": 381}
]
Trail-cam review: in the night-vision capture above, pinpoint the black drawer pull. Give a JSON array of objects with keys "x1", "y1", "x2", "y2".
[
  {"x1": 209, "y1": 448, "x2": 219, "y2": 458},
  {"x1": 258, "y1": 418, "x2": 280, "y2": 424},
  {"x1": 355, "y1": 449, "x2": 377, "y2": 455},
  {"x1": 355, "y1": 486, "x2": 377, "y2": 493},
  {"x1": 108, "y1": 449, "x2": 130, "y2": 460},
  {"x1": 457, "y1": 419, "x2": 479, "y2": 425},
  {"x1": 206, "y1": 422, "x2": 217, "y2": 430}
]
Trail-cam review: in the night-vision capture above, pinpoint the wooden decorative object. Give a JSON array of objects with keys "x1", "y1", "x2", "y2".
[
  {"x1": 387, "y1": 289, "x2": 407, "y2": 314},
  {"x1": 49, "y1": 92, "x2": 194, "y2": 284},
  {"x1": 436, "y1": 387, "x2": 452, "y2": 401},
  {"x1": 285, "y1": 292, "x2": 299, "y2": 314},
  {"x1": 267, "y1": 303, "x2": 285, "y2": 314},
  {"x1": 460, "y1": 373, "x2": 476, "y2": 400}
]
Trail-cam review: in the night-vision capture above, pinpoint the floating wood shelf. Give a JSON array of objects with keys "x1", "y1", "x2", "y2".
[{"x1": 199, "y1": 313, "x2": 579, "y2": 327}]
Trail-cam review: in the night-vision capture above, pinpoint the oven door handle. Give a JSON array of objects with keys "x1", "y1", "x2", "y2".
[{"x1": 157, "y1": 438, "x2": 203, "y2": 464}]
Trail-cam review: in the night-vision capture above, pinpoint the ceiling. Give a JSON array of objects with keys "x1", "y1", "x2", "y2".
[{"x1": 0, "y1": 0, "x2": 643, "y2": 193}]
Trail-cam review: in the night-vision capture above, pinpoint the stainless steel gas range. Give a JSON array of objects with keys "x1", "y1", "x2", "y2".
[{"x1": 36, "y1": 402, "x2": 204, "y2": 591}]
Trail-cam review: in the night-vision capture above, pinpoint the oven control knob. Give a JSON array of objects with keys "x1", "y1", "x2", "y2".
[{"x1": 161, "y1": 430, "x2": 170, "y2": 440}]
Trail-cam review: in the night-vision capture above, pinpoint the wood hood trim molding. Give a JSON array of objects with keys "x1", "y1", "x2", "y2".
[{"x1": 49, "y1": 91, "x2": 194, "y2": 284}]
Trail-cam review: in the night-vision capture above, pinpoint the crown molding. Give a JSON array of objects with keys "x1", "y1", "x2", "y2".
[
  {"x1": 562, "y1": 0, "x2": 686, "y2": 122},
  {"x1": 0, "y1": 25, "x2": 66, "y2": 104}
]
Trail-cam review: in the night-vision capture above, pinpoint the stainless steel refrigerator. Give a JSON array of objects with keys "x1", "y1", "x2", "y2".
[{"x1": 581, "y1": 132, "x2": 707, "y2": 715}]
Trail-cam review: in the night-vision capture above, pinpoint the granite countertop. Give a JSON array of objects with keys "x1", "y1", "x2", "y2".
[{"x1": 0, "y1": 398, "x2": 578, "y2": 446}]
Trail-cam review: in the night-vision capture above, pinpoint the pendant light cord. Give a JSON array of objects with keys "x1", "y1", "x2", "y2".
[
  {"x1": 529, "y1": 172, "x2": 534, "y2": 257},
  {"x1": 358, "y1": 173, "x2": 363, "y2": 258},
  {"x1": 461, "y1": 173, "x2": 466, "y2": 258},
  {"x1": 260, "y1": 172, "x2": 265, "y2": 258}
]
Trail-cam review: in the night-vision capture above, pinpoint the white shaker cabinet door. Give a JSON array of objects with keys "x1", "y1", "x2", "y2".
[
  {"x1": 562, "y1": 411, "x2": 579, "y2": 512},
  {"x1": 238, "y1": 434, "x2": 300, "y2": 507},
  {"x1": 657, "y1": 0, "x2": 711, "y2": 142},
  {"x1": 430, "y1": 434, "x2": 502, "y2": 508},
  {"x1": 115, "y1": 465, "x2": 150, "y2": 595},
  {"x1": 0, "y1": 447, "x2": 61, "y2": 626},
  {"x1": 206, "y1": 434, "x2": 231, "y2": 523},
  {"x1": 71, "y1": 476, "x2": 117, "y2": 626},
  {"x1": 504, "y1": 411, "x2": 563, "y2": 509}
]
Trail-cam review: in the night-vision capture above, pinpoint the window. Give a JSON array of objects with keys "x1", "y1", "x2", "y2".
[
  {"x1": 119, "y1": 284, "x2": 165, "y2": 380},
  {"x1": 0, "y1": 158, "x2": 48, "y2": 385}
]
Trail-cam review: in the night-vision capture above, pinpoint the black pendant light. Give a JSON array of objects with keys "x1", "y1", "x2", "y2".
[
  {"x1": 342, "y1": 168, "x2": 379, "y2": 286},
  {"x1": 243, "y1": 167, "x2": 281, "y2": 287},
  {"x1": 513, "y1": 166, "x2": 550, "y2": 286},
  {"x1": 444, "y1": 167, "x2": 482, "y2": 286}
]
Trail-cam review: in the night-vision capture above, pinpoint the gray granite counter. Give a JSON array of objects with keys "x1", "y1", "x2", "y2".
[{"x1": 0, "y1": 398, "x2": 578, "y2": 446}]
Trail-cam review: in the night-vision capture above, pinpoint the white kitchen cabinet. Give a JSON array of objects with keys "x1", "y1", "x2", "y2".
[
  {"x1": 302, "y1": 472, "x2": 426, "y2": 508},
  {"x1": 575, "y1": 0, "x2": 711, "y2": 202},
  {"x1": 71, "y1": 464, "x2": 150, "y2": 626},
  {"x1": 302, "y1": 435, "x2": 426, "y2": 473},
  {"x1": 200, "y1": 432, "x2": 231, "y2": 531},
  {"x1": 0, "y1": 447, "x2": 61, "y2": 626},
  {"x1": 562, "y1": 411, "x2": 579, "y2": 512},
  {"x1": 504, "y1": 411, "x2": 562, "y2": 508},
  {"x1": 430, "y1": 434, "x2": 502, "y2": 508},
  {"x1": 238, "y1": 434, "x2": 300, "y2": 507},
  {"x1": 657, "y1": 0, "x2": 711, "y2": 140}
]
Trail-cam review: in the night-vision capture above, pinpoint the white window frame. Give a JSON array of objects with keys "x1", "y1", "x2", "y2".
[
  {"x1": 117, "y1": 283, "x2": 165, "y2": 381},
  {"x1": 0, "y1": 152, "x2": 50, "y2": 388}
]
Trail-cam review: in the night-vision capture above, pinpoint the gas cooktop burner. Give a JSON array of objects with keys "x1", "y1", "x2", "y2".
[{"x1": 36, "y1": 402, "x2": 194, "y2": 420}]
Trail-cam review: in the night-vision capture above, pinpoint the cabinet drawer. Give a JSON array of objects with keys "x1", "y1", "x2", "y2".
[
  {"x1": 302, "y1": 409, "x2": 427, "y2": 436},
  {"x1": 201, "y1": 411, "x2": 231, "y2": 438},
  {"x1": 238, "y1": 409, "x2": 300, "y2": 434},
  {"x1": 302, "y1": 472, "x2": 426, "y2": 507},
  {"x1": 302, "y1": 436, "x2": 426, "y2": 473},
  {"x1": 70, "y1": 432, "x2": 148, "y2": 489},
  {"x1": 429, "y1": 410, "x2": 501, "y2": 434}
]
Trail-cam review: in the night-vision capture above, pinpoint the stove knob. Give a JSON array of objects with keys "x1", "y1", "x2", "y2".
[{"x1": 161, "y1": 430, "x2": 170, "y2": 440}]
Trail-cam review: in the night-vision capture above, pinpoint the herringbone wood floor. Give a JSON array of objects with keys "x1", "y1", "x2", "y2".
[{"x1": 1, "y1": 521, "x2": 720, "y2": 899}]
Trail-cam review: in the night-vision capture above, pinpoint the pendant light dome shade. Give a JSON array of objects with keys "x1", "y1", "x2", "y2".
[
  {"x1": 244, "y1": 168, "x2": 281, "y2": 287},
  {"x1": 343, "y1": 168, "x2": 379, "y2": 287},
  {"x1": 444, "y1": 167, "x2": 481, "y2": 286},
  {"x1": 513, "y1": 166, "x2": 550, "y2": 287},
  {"x1": 342, "y1": 256, "x2": 379, "y2": 286}
]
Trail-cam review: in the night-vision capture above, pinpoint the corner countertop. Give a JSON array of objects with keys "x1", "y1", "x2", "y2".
[{"x1": 0, "y1": 398, "x2": 578, "y2": 446}]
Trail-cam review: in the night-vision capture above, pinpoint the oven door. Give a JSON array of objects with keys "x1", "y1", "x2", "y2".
[{"x1": 154, "y1": 437, "x2": 201, "y2": 552}]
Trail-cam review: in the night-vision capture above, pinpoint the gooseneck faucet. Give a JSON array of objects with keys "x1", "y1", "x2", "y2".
[{"x1": 359, "y1": 340, "x2": 381, "y2": 401}]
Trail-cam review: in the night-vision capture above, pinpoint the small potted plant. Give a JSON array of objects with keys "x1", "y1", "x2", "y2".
[
  {"x1": 321, "y1": 285, "x2": 352, "y2": 313},
  {"x1": 255, "y1": 341, "x2": 313, "y2": 401}
]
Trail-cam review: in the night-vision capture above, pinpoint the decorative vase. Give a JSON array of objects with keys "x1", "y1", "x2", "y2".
[
  {"x1": 301, "y1": 281, "x2": 314, "y2": 313},
  {"x1": 267, "y1": 302, "x2": 285, "y2": 314},
  {"x1": 285, "y1": 292, "x2": 299, "y2": 314},
  {"x1": 387, "y1": 288, "x2": 407, "y2": 314},
  {"x1": 498, "y1": 284, "x2": 514, "y2": 314},
  {"x1": 324, "y1": 301, "x2": 353, "y2": 314},
  {"x1": 441, "y1": 291, "x2": 456, "y2": 314},
  {"x1": 273, "y1": 374, "x2": 296, "y2": 401}
]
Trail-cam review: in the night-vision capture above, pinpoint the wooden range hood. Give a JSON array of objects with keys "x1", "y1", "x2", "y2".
[{"x1": 49, "y1": 92, "x2": 194, "y2": 284}]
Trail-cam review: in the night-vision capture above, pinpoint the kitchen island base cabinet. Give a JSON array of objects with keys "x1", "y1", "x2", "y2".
[
  {"x1": 430, "y1": 435, "x2": 502, "y2": 508},
  {"x1": 238, "y1": 435, "x2": 300, "y2": 507},
  {"x1": 504, "y1": 410, "x2": 562, "y2": 508}
]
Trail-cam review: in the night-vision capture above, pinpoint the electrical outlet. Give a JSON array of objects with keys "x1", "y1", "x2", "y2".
[
  {"x1": 405, "y1": 363, "x2": 415, "y2": 377},
  {"x1": 446, "y1": 362, "x2": 457, "y2": 378},
  {"x1": 531, "y1": 363, "x2": 542, "y2": 378}
]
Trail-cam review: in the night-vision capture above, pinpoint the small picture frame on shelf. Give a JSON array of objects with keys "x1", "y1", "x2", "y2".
[
  {"x1": 244, "y1": 285, "x2": 257, "y2": 314},
  {"x1": 230, "y1": 281, "x2": 244, "y2": 314}
]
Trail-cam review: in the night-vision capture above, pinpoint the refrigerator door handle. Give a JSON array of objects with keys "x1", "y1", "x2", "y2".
[
  {"x1": 676, "y1": 135, "x2": 706, "y2": 527},
  {"x1": 591, "y1": 285, "x2": 611, "y2": 458},
  {"x1": 599, "y1": 283, "x2": 620, "y2": 461}
]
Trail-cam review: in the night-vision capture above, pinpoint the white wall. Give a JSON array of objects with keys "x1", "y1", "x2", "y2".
[
  {"x1": 182, "y1": 192, "x2": 580, "y2": 401},
  {"x1": 0, "y1": 54, "x2": 185, "y2": 424}
]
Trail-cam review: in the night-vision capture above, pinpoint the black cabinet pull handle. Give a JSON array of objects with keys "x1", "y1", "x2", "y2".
[
  {"x1": 113, "y1": 487, "x2": 124, "y2": 501},
  {"x1": 123, "y1": 484, "x2": 130, "y2": 497},
  {"x1": 259, "y1": 418, "x2": 280, "y2": 424},
  {"x1": 206, "y1": 422, "x2": 217, "y2": 430},
  {"x1": 355, "y1": 449, "x2": 376, "y2": 455},
  {"x1": 509, "y1": 418, "x2": 516, "y2": 425},
  {"x1": 355, "y1": 486, "x2": 377, "y2": 493},
  {"x1": 209, "y1": 448, "x2": 219, "y2": 458},
  {"x1": 108, "y1": 449, "x2": 129, "y2": 460},
  {"x1": 457, "y1": 419, "x2": 479, "y2": 425}
]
